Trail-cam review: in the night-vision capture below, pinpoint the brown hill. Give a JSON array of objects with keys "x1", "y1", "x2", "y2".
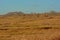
[{"x1": 0, "y1": 11, "x2": 60, "y2": 40}]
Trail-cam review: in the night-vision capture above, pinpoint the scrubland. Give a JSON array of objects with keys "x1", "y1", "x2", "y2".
[{"x1": 0, "y1": 11, "x2": 60, "y2": 40}]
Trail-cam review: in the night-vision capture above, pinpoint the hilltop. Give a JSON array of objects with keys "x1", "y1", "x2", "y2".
[{"x1": 0, "y1": 11, "x2": 60, "y2": 28}]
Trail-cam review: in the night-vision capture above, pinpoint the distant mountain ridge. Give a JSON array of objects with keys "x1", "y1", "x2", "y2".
[
  {"x1": 0, "y1": 11, "x2": 60, "y2": 18},
  {"x1": 5, "y1": 12, "x2": 24, "y2": 16}
]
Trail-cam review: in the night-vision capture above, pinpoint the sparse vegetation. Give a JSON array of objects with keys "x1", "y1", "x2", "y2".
[{"x1": 0, "y1": 11, "x2": 60, "y2": 40}]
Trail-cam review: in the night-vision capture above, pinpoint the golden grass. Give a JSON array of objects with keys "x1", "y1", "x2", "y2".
[{"x1": 0, "y1": 12, "x2": 60, "y2": 40}]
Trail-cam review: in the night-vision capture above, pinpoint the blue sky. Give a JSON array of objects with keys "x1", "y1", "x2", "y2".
[{"x1": 0, "y1": 0, "x2": 60, "y2": 14}]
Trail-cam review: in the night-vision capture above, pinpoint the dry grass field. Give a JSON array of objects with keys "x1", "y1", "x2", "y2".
[{"x1": 0, "y1": 11, "x2": 60, "y2": 40}]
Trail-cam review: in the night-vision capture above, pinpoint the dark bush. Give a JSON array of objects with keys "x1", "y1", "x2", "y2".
[{"x1": 40, "y1": 27, "x2": 52, "y2": 29}]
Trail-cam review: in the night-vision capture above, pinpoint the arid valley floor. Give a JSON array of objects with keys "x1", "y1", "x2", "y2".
[{"x1": 0, "y1": 12, "x2": 60, "y2": 40}]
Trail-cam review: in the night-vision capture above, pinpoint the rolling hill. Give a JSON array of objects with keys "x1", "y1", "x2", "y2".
[{"x1": 0, "y1": 11, "x2": 60, "y2": 40}]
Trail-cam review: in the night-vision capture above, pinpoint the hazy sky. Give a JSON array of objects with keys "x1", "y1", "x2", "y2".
[{"x1": 0, "y1": 0, "x2": 60, "y2": 14}]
